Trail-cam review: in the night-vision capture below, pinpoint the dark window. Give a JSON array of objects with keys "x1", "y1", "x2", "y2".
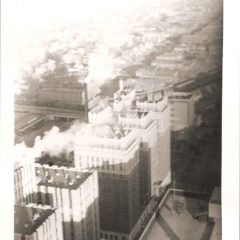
[
  {"x1": 45, "y1": 193, "x2": 50, "y2": 205},
  {"x1": 37, "y1": 192, "x2": 42, "y2": 204}
]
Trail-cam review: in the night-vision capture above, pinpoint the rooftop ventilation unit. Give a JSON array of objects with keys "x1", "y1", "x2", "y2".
[
  {"x1": 69, "y1": 180, "x2": 74, "y2": 186},
  {"x1": 65, "y1": 174, "x2": 69, "y2": 179},
  {"x1": 48, "y1": 177, "x2": 53, "y2": 183}
]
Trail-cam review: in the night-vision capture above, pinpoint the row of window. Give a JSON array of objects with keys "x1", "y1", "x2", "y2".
[{"x1": 78, "y1": 157, "x2": 126, "y2": 172}]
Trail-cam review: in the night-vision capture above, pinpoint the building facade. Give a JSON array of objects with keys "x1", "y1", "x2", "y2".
[
  {"x1": 14, "y1": 203, "x2": 63, "y2": 240},
  {"x1": 35, "y1": 164, "x2": 100, "y2": 240},
  {"x1": 114, "y1": 88, "x2": 171, "y2": 197},
  {"x1": 37, "y1": 83, "x2": 88, "y2": 111},
  {"x1": 168, "y1": 91, "x2": 195, "y2": 131},
  {"x1": 74, "y1": 130, "x2": 142, "y2": 240},
  {"x1": 135, "y1": 92, "x2": 171, "y2": 196},
  {"x1": 14, "y1": 161, "x2": 37, "y2": 204}
]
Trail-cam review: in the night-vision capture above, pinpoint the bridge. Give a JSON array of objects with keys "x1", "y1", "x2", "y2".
[
  {"x1": 18, "y1": 115, "x2": 47, "y2": 133},
  {"x1": 15, "y1": 104, "x2": 88, "y2": 119}
]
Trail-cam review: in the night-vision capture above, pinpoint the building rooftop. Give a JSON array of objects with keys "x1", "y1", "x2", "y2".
[
  {"x1": 120, "y1": 110, "x2": 149, "y2": 119},
  {"x1": 119, "y1": 110, "x2": 154, "y2": 130},
  {"x1": 209, "y1": 187, "x2": 221, "y2": 205},
  {"x1": 140, "y1": 189, "x2": 212, "y2": 240},
  {"x1": 122, "y1": 78, "x2": 175, "y2": 93},
  {"x1": 36, "y1": 165, "x2": 92, "y2": 190},
  {"x1": 75, "y1": 127, "x2": 139, "y2": 151},
  {"x1": 14, "y1": 204, "x2": 55, "y2": 236},
  {"x1": 35, "y1": 152, "x2": 74, "y2": 168}
]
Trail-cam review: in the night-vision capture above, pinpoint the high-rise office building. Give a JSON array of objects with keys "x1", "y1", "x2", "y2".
[
  {"x1": 14, "y1": 203, "x2": 63, "y2": 240},
  {"x1": 114, "y1": 88, "x2": 171, "y2": 197},
  {"x1": 74, "y1": 88, "x2": 172, "y2": 239},
  {"x1": 35, "y1": 164, "x2": 100, "y2": 240},
  {"x1": 74, "y1": 128, "x2": 142, "y2": 240}
]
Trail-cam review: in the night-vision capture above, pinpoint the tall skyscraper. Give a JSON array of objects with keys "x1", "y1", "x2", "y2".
[
  {"x1": 74, "y1": 87, "x2": 172, "y2": 239},
  {"x1": 74, "y1": 128, "x2": 142, "y2": 240},
  {"x1": 114, "y1": 88, "x2": 171, "y2": 197}
]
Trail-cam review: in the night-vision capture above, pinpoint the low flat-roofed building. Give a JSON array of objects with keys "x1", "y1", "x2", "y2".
[
  {"x1": 35, "y1": 164, "x2": 100, "y2": 240},
  {"x1": 37, "y1": 84, "x2": 88, "y2": 111},
  {"x1": 122, "y1": 77, "x2": 175, "y2": 93},
  {"x1": 14, "y1": 203, "x2": 63, "y2": 240},
  {"x1": 155, "y1": 52, "x2": 185, "y2": 62}
]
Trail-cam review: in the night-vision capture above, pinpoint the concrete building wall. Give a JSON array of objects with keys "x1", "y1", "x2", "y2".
[
  {"x1": 156, "y1": 106, "x2": 171, "y2": 184},
  {"x1": 37, "y1": 85, "x2": 88, "y2": 111},
  {"x1": 136, "y1": 100, "x2": 171, "y2": 196},
  {"x1": 114, "y1": 90, "x2": 171, "y2": 198},
  {"x1": 98, "y1": 162, "x2": 141, "y2": 234},
  {"x1": 74, "y1": 136, "x2": 142, "y2": 238},
  {"x1": 14, "y1": 204, "x2": 63, "y2": 240},
  {"x1": 14, "y1": 162, "x2": 37, "y2": 204},
  {"x1": 169, "y1": 96, "x2": 195, "y2": 130},
  {"x1": 36, "y1": 166, "x2": 100, "y2": 240}
]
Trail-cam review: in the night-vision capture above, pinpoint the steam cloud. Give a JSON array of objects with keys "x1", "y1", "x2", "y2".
[{"x1": 14, "y1": 112, "x2": 122, "y2": 166}]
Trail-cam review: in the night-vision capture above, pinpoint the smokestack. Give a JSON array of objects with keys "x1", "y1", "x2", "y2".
[{"x1": 119, "y1": 79, "x2": 124, "y2": 91}]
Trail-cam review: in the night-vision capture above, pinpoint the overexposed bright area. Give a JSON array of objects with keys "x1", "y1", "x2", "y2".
[{"x1": 222, "y1": 0, "x2": 240, "y2": 240}]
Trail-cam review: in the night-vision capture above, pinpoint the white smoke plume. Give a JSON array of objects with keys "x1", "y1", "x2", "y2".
[
  {"x1": 32, "y1": 59, "x2": 56, "y2": 82},
  {"x1": 89, "y1": 106, "x2": 117, "y2": 125},
  {"x1": 14, "y1": 142, "x2": 39, "y2": 168},
  {"x1": 14, "y1": 116, "x2": 122, "y2": 165},
  {"x1": 85, "y1": 50, "x2": 123, "y2": 98}
]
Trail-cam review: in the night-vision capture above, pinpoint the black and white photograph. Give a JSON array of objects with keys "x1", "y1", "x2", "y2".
[{"x1": 0, "y1": 0, "x2": 239, "y2": 239}]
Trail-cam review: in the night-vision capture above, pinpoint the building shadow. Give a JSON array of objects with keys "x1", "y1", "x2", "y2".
[
  {"x1": 199, "y1": 222, "x2": 214, "y2": 240},
  {"x1": 62, "y1": 198, "x2": 100, "y2": 240},
  {"x1": 156, "y1": 214, "x2": 181, "y2": 240}
]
